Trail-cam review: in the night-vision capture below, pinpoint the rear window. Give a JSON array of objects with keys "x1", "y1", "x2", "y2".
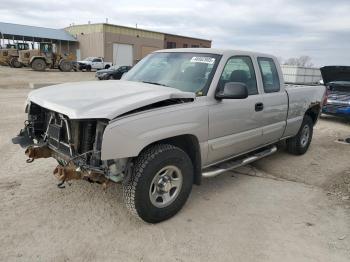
[{"x1": 258, "y1": 57, "x2": 280, "y2": 93}]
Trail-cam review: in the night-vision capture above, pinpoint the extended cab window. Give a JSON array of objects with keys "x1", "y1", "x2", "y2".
[
  {"x1": 218, "y1": 56, "x2": 258, "y2": 95},
  {"x1": 93, "y1": 58, "x2": 102, "y2": 63},
  {"x1": 258, "y1": 57, "x2": 280, "y2": 93}
]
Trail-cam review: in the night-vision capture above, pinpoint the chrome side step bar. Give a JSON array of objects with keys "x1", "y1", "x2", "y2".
[{"x1": 202, "y1": 146, "x2": 277, "y2": 178}]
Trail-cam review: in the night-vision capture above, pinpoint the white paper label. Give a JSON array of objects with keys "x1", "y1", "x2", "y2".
[{"x1": 190, "y1": 57, "x2": 215, "y2": 64}]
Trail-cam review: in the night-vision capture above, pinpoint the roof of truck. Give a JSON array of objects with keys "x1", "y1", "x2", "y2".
[{"x1": 155, "y1": 48, "x2": 275, "y2": 58}]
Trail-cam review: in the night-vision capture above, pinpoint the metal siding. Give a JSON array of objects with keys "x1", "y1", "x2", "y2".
[
  {"x1": 75, "y1": 32, "x2": 104, "y2": 59},
  {"x1": 104, "y1": 32, "x2": 164, "y2": 64},
  {"x1": 281, "y1": 65, "x2": 322, "y2": 84}
]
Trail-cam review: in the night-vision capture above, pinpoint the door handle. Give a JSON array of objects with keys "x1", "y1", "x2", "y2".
[{"x1": 255, "y1": 102, "x2": 264, "y2": 112}]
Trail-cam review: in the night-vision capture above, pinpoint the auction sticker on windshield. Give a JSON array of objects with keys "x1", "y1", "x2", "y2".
[{"x1": 190, "y1": 57, "x2": 215, "y2": 64}]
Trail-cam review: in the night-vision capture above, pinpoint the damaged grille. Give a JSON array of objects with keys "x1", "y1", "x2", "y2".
[
  {"x1": 28, "y1": 103, "x2": 107, "y2": 166},
  {"x1": 46, "y1": 115, "x2": 72, "y2": 156}
]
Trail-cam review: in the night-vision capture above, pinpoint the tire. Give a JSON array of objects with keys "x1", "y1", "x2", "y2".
[
  {"x1": 108, "y1": 74, "x2": 114, "y2": 80},
  {"x1": 12, "y1": 58, "x2": 22, "y2": 68},
  {"x1": 86, "y1": 65, "x2": 92, "y2": 72},
  {"x1": 105, "y1": 64, "x2": 110, "y2": 69},
  {"x1": 123, "y1": 144, "x2": 193, "y2": 223},
  {"x1": 31, "y1": 59, "x2": 46, "y2": 71},
  {"x1": 286, "y1": 115, "x2": 313, "y2": 155},
  {"x1": 8, "y1": 57, "x2": 15, "y2": 67},
  {"x1": 59, "y1": 60, "x2": 72, "y2": 72}
]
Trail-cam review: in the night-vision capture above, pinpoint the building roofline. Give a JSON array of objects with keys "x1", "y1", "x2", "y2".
[
  {"x1": 65, "y1": 23, "x2": 211, "y2": 42},
  {"x1": 0, "y1": 21, "x2": 77, "y2": 41},
  {"x1": 163, "y1": 33, "x2": 211, "y2": 42},
  {"x1": 0, "y1": 21, "x2": 62, "y2": 32}
]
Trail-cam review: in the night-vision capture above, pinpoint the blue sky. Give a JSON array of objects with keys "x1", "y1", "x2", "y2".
[{"x1": 1, "y1": 0, "x2": 350, "y2": 66}]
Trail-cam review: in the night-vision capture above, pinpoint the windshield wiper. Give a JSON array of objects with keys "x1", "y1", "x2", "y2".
[{"x1": 141, "y1": 81, "x2": 169, "y2": 87}]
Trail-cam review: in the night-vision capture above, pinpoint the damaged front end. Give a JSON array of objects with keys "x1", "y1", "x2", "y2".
[{"x1": 12, "y1": 102, "x2": 126, "y2": 188}]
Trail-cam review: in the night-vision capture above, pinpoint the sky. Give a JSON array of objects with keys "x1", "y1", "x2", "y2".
[{"x1": 1, "y1": 0, "x2": 350, "y2": 66}]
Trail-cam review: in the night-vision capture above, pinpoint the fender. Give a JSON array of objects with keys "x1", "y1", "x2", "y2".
[
  {"x1": 101, "y1": 102, "x2": 209, "y2": 160},
  {"x1": 29, "y1": 56, "x2": 46, "y2": 65}
]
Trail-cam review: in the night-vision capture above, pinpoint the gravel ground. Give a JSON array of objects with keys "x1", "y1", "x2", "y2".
[{"x1": 0, "y1": 66, "x2": 349, "y2": 261}]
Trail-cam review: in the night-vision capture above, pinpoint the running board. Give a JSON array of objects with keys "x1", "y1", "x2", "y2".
[{"x1": 202, "y1": 146, "x2": 277, "y2": 178}]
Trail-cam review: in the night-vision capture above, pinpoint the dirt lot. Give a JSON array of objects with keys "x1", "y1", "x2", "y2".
[
  {"x1": 0, "y1": 65, "x2": 96, "y2": 88},
  {"x1": 0, "y1": 66, "x2": 349, "y2": 261}
]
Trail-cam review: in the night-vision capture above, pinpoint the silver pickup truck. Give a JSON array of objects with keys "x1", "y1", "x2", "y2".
[{"x1": 13, "y1": 49, "x2": 326, "y2": 223}]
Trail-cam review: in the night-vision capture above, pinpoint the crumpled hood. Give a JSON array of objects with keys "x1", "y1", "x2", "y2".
[{"x1": 27, "y1": 80, "x2": 195, "y2": 119}]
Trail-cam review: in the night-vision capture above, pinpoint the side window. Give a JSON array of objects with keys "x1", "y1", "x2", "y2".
[
  {"x1": 258, "y1": 57, "x2": 280, "y2": 93},
  {"x1": 219, "y1": 56, "x2": 258, "y2": 95},
  {"x1": 93, "y1": 58, "x2": 102, "y2": 62}
]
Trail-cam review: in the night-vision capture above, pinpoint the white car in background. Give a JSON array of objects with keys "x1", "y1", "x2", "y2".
[{"x1": 77, "y1": 57, "x2": 113, "y2": 71}]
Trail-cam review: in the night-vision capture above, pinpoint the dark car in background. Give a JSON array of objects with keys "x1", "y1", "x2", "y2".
[
  {"x1": 95, "y1": 65, "x2": 131, "y2": 80},
  {"x1": 321, "y1": 66, "x2": 350, "y2": 118}
]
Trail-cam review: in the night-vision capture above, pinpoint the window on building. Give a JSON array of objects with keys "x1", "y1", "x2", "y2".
[
  {"x1": 257, "y1": 57, "x2": 280, "y2": 93},
  {"x1": 191, "y1": 45, "x2": 199, "y2": 48},
  {"x1": 166, "y1": 42, "x2": 176, "y2": 49},
  {"x1": 183, "y1": 43, "x2": 188, "y2": 48}
]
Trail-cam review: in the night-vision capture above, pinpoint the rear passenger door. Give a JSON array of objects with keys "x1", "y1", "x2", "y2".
[
  {"x1": 208, "y1": 56, "x2": 264, "y2": 164},
  {"x1": 257, "y1": 57, "x2": 288, "y2": 144}
]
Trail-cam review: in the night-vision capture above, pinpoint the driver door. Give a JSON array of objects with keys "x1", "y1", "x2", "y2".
[{"x1": 208, "y1": 56, "x2": 264, "y2": 164}]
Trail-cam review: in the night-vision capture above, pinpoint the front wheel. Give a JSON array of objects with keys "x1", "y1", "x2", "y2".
[
  {"x1": 286, "y1": 115, "x2": 314, "y2": 155},
  {"x1": 123, "y1": 144, "x2": 193, "y2": 223},
  {"x1": 59, "y1": 60, "x2": 73, "y2": 72}
]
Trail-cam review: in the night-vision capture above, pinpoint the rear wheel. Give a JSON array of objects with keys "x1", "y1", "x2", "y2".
[
  {"x1": 86, "y1": 65, "x2": 92, "y2": 72},
  {"x1": 286, "y1": 115, "x2": 313, "y2": 155},
  {"x1": 105, "y1": 64, "x2": 110, "y2": 69},
  {"x1": 31, "y1": 59, "x2": 46, "y2": 71},
  {"x1": 123, "y1": 144, "x2": 193, "y2": 223},
  {"x1": 12, "y1": 58, "x2": 22, "y2": 68},
  {"x1": 59, "y1": 60, "x2": 72, "y2": 72}
]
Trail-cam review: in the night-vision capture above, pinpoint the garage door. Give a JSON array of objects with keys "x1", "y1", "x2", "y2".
[{"x1": 113, "y1": 43, "x2": 133, "y2": 67}]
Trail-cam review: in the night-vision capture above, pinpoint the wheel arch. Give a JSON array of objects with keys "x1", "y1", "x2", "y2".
[
  {"x1": 305, "y1": 104, "x2": 321, "y2": 125},
  {"x1": 29, "y1": 56, "x2": 47, "y2": 65},
  {"x1": 137, "y1": 134, "x2": 202, "y2": 185}
]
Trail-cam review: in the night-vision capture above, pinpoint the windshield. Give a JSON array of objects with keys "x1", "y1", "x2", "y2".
[{"x1": 123, "y1": 52, "x2": 220, "y2": 96}]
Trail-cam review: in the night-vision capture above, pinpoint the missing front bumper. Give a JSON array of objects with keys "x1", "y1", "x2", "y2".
[{"x1": 12, "y1": 128, "x2": 34, "y2": 148}]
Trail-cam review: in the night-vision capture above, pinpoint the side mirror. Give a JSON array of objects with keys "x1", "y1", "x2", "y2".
[{"x1": 216, "y1": 82, "x2": 248, "y2": 99}]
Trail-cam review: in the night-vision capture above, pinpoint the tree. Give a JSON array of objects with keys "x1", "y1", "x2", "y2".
[{"x1": 284, "y1": 56, "x2": 314, "y2": 67}]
